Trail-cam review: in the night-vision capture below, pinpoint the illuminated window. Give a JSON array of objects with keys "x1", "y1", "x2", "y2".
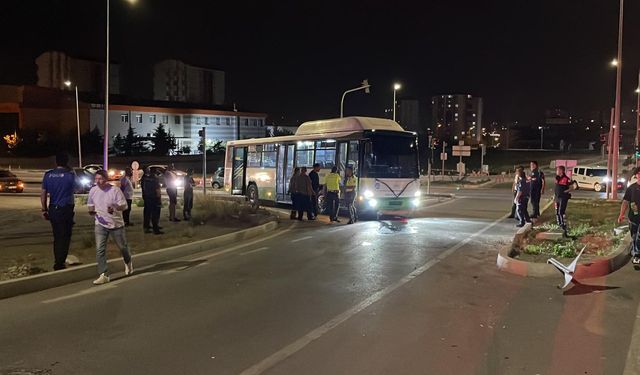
[
  {"x1": 149, "y1": 115, "x2": 156, "y2": 124},
  {"x1": 136, "y1": 114, "x2": 142, "y2": 124},
  {"x1": 120, "y1": 114, "x2": 128, "y2": 123}
]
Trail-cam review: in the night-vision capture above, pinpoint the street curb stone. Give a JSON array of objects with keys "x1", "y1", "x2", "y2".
[{"x1": 0, "y1": 220, "x2": 278, "y2": 300}]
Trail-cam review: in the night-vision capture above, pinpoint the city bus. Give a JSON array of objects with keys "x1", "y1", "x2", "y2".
[{"x1": 223, "y1": 116, "x2": 421, "y2": 217}]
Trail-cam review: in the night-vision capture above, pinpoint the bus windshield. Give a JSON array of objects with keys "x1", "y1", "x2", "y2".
[{"x1": 361, "y1": 133, "x2": 419, "y2": 179}]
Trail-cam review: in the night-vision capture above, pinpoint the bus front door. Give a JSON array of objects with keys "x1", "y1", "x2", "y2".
[
  {"x1": 276, "y1": 144, "x2": 295, "y2": 202},
  {"x1": 232, "y1": 147, "x2": 246, "y2": 195}
]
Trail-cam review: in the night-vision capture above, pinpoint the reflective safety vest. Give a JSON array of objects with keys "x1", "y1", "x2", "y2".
[
  {"x1": 325, "y1": 173, "x2": 341, "y2": 192},
  {"x1": 345, "y1": 176, "x2": 357, "y2": 193}
]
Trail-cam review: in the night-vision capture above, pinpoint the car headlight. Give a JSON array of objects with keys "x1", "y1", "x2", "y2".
[
  {"x1": 364, "y1": 190, "x2": 374, "y2": 199},
  {"x1": 368, "y1": 199, "x2": 378, "y2": 208},
  {"x1": 603, "y1": 177, "x2": 611, "y2": 183},
  {"x1": 414, "y1": 191, "x2": 421, "y2": 197},
  {"x1": 619, "y1": 178, "x2": 626, "y2": 183},
  {"x1": 80, "y1": 177, "x2": 91, "y2": 186},
  {"x1": 174, "y1": 179, "x2": 184, "y2": 187},
  {"x1": 17, "y1": 182, "x2": 24, "y2": 187},
  {"x1": 108, "y1": 170, "x2": 115, "y2": 176}
]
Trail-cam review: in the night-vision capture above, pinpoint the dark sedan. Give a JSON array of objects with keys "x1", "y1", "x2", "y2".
[{"x1": 0, "y1": 170, "x2": 24, "y2": 193}]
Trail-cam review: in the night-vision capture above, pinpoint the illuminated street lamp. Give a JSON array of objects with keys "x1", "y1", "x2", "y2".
[
  {"x1": 393, "y1": 83, "x2": 402, "y2": 122},
  {"x1": 611, "y1": 0, "x2": 624, "y2": 200},
  {"x1": 611, "y1": 58, "x2": 619, "y2": 67},
  {"x1": 64, "y1": 80, "x2": 82, "y2": 168}
]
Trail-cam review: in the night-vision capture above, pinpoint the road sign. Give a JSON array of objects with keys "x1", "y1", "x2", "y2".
[
  {"x1": 452, "y1": 145, "x2": 471, "y2": 157},
  {"x1": 440, "y1": 152, "x2": 448, "y2": 161}
]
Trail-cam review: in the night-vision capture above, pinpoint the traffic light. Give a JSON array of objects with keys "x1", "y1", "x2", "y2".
[{"x1": 198, "y1": 127, "x2": 206, "y2": 153}]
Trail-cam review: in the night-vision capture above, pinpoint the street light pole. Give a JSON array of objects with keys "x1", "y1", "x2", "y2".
[
  {"x1": 538, "y1": 126, "x2": 544, "y2": 149},
  {"x1": 340, "y1": 80, "x2": 371, "y2": 118},
  {"x1": 393, "y1": 83, "x2": 401, "y2": 122},
  {"x1": 636, "y1": 69, "x2": 640, "y2": 167},
  {"x1": 75, "y1": 85, "x2": 82, "y2": 168},
  {"x1": 103, "y1": 0, "x2": 110, "y2": 171},
  {"x1": 612, "y1": 0, "x2": 624, "y2": 200}
]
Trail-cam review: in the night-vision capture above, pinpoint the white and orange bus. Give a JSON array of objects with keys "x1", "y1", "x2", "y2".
[{"x1": 223, "y1": 117, "x2": 421, "y2": 217}]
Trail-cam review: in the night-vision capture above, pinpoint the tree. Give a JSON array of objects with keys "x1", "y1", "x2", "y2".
[
  {"x1": 180, "y1": 145, "x2": 191, "y2": 154},
  {"x1": 151, "y1": 123, "x2": 177, "y2": 156},
  {"x1": 81, "y1": 128, "x2": 104, "y2": 155},
  {"x1": 124, "y1": 124, "x2": 147, "y2": 156}
]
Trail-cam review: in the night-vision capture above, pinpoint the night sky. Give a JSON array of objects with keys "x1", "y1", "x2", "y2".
[{"x1": 2, "y1": 0, "x2": 640, "y2": 126}]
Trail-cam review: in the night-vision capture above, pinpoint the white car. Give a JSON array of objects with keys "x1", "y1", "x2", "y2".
[{"x1": 571, "y1": 166, "x2": 624, "y2": 192}]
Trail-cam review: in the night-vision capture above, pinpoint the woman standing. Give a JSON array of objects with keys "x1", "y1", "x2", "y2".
[{"x1": 288, "y1": 167, "x2": 300, "y2": 220}]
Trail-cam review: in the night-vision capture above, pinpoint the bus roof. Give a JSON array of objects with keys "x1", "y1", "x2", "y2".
[
  {"x1": 295, "y1": 117, "x2": 404, "y2": 136},
  {"x1": 227, "y1": 117, "x2": 410, "y2": 147}
]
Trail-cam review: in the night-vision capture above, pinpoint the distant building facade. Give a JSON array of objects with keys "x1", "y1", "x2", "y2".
[
  {"x1": 431, "y1": 94, "x2": 483, "y2": 144},
  {"x1": 153, "y1": 60, "x2": 225, "y2": 106},
  {"x1": 36, "y1": 51, "x2": 121, "y2": 95}
]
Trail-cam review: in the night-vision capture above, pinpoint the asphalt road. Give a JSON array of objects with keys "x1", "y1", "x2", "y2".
[{"x1": 2, "y1": 188, "x2": 640, "y2": 374}]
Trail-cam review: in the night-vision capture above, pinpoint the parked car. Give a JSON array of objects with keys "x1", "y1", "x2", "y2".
[
  {"x1": 83, "y1": 164, "x2": 124, "y2": 181},
  {"x1": 211, "y1": 167, "x2": 224, "y2": 188},
  {"x1": 148, "y1": 165, "x2": 187, "y2": 188},
  {"x1": 0, "y1": 170, "x2": 24, "y2": 193},
  {"x1": 572, "y1": 166, "x2": 624, "y2": 192},
  {"x1": 74, "y1": 168, "x2": 95, "y2": 193}
]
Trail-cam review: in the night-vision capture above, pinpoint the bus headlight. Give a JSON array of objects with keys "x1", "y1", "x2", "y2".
[
  {"x1": 414, "y1": 191, "x2": 421, "y2": 197},
  {"x1": 368, "y1": 199, "x2": 378, "y2": 208},
  {"x1": 364, "y1": 190, "x2": 374, "y2": 199},
  {"x1": 413, "y1": 198, "x2": 420, "y2": 207}
]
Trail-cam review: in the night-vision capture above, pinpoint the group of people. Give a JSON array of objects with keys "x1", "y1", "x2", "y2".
[
  {"x1": 41, "y1": 153, "x2": 196, "y2": 285},
  {"x1": 288, "y1": 164, "x2": 358, "y2": 224},
  {"x1": 508, "y1": 160, "x2": 574, "y2": 237}
]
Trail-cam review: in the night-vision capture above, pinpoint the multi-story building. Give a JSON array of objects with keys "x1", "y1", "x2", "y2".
[
  {"x1": 36, "y1": 51, "x2": 121, "y2": 95},
  {"x1": 153, "y1": 60, "x2": 225, "y2": 106},
  {"x1": 431, "y1": 94, "x2": 483, "y2": 144}
]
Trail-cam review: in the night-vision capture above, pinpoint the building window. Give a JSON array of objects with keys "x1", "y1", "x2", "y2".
[
  {"x1": 121, "y1": 114, "x2": 129, "y2": 123},
  {"x1": 149, "y1": 115, "x2": 156, "y2": 124},
  {"x1": 196, "y1": 117, "x2": 202, "y2": 125},
  {"x1": 226, "y1": 117, "x2": 231, "y2": 126},
  {"x1": 243, "y1": 119, "x2": 249, "y2": 126},
  {"x1": 175, "y1": 115, "x2": 181, "y2": 125},
  {"x1": 258, "y1": 119, "x2": 264, "y2": 127},
  {"x1": 216, "y1": 117, "x2": 221, "y2": 125},
  {"x1": 162, "y1": 115, "x2": 169, "y2": 123},
  {"x1": 251, "y1": 119, "x2": 257, "y2": 127},
  {"x1": 205, "y1": 117, "x2": 209, "y2": 125},
  {"x1": 136, "y1": 114, "x2": 142, "y2": 124}
]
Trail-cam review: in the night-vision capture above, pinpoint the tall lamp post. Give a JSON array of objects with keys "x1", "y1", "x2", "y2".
[
  {"x1": 538, "y1": 126, "x2": 544, "y2": 149},
  {"x1": 64, "y1": 80, "x2": 82, "y2": 168},
  {"x1": 635, "y1": 72, "x2": 640, "y2": 167},
  {"x1": 104, "y1": 0, "x2": 137, "y2": 170},
  {"x1": 340, "y1": 79, "x2": 371, "y2": 118},
  {"x1": 611, "y1": 0, "x2": 624, "y2": 200},
  {"x1": 393, "y1": 83, "x2": 402, "y2": 122}
]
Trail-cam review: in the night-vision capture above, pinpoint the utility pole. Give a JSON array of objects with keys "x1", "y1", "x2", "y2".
[
  {"x1": 612, "y1": 0, "x2": 624, "y2": 200},
  {"x1": 441, "y1": 141, "x2": 447, "y2": 180},
  {"x1": 199, "y1": 127, "x2": 206, "y2": 195}
]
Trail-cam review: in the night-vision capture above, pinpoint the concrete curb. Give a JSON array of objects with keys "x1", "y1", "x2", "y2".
[
  {"x1": 497, "y1": 198, "x2": 632, "y2": 278},
  {"x1": 0, "y1": 220, "x2": 279, "y2": 300},
  {"x1": 461, "y1": 179, "x2": 495, "y2": 189},
  {"x1": 424, "y1": 193, "x2": 456, "y2": 199}
]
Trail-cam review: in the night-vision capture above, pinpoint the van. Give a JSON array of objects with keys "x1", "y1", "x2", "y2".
[{"x1": 572, "y1": 166, "x2": 624, "y2": 192}]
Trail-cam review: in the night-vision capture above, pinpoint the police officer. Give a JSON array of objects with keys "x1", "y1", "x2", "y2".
[
  {"x1": 529, "y1": 161, "x2": 545, "y2": 218},
  {"x1": 618, "y1": 167, "x2": 640, "y2": 265},
  {"x1": 141, "y1": 166, "x2": 163, "y2": 234},
  {"x1": 325, "y1": 166, "x2": 341, "y2": 222},
  {"x1": 41, "y1": 152, "x2": 76, "y2": 270},
  {"x1": 554, "y1": 165, "x2": 573, "y2": 237},
  {"x1": 344, "y1": 166, "x2": 358, "y2": 224}
]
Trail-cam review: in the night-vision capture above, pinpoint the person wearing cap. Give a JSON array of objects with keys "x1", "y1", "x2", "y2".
[
  {"x1": 41, "y1": 152, "x2": 77, "y2": 271},
  {"x1": 119, "y1": 167, "x2": 134, "y2": 226},
  {"x1": 619, "y1": 167, "x2": 640, "y2": 265},
  {"x1": 87, "y1": 170, "x2": 133, "y2": 285}
]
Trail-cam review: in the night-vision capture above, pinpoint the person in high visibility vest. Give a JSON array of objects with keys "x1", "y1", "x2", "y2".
[
  {"x1": 344, "y1": 167, "x2": 358, "y2": 224},
  {"x1": 324, "y1": 166, "x2": 341, "y2": 222}
]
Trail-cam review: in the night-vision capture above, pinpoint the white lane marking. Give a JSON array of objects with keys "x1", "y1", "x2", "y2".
[
  {"x1": 241, "y1": 247, "x2": 270, "y2": 256},
  {"x1": 624, "y1": 303, "x2": 640, "y2": 374},
  {"x1": 42, "y1": 226, "x2": 295, "y2": 304},
  {"x1": 422, "y1": 197, "x2": 460, "y2": 210},
  {"x1": 327, "y1": 226, "x2": 349, "y2": 233},
  {"x1": 291, "y1": 236, "x2": 313, "y2": 243},
  {"x1": 239, "y1": 212, "x2": 510, "y2": 375}
]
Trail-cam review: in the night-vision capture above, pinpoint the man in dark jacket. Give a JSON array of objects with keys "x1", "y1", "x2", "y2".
[
  {"x1": 294, "y1": 167, "x2": 315, "y2": 220},
  {"x1": 309, "y1": 163, "x2": 321, "y2": 218},
  {"x1": 529, "y1": 161, "x2": 545, "y2": 218},
  {"x1": 141, "y1": 167, "x2": 163, "y2": 234}
]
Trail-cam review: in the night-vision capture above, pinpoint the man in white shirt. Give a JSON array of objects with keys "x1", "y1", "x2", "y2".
[{"x1": 87, "y1": 170, "x2": 133, "y2": 285}]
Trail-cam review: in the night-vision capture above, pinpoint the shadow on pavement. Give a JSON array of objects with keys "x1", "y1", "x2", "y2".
[{"x1": 563, "y1": 280, "x2": 619, "y2": 296}]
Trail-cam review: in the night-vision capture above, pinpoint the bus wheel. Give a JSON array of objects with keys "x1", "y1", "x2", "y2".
[{"x1": 247, "y1": 184, "x2": 259, "y2": 209}]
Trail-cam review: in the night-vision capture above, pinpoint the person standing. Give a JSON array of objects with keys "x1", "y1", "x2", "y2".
[
  {"x1": 344, "y1": 167, "x2": 358, "y2": 224},
  {"x1": 165, "y1": 164, "x2": 180, "y2": 222},
  {"x1": 325, "y1": 166, "x2": 341, "y2": 222},
  {"x1": 294, "y1": 167, "x2": 315, "y2": 220},
  {"x1": 514, "y1": 169, "x2": 531, "y2": 228},
  {"x1": 41, "y1": 152, "x2": 77, "y2": 271},
  {"x1": 183, "y1": 169, "x2": 195, "y2": 221},
  {"x1": 141, "y1": 167, "x2": 163, "y2": 234},
  {"x1": 309, "y1": 163, "x2": 321, "y2": 218},
  {"x1": 288, "y1": 167, "x2": 300, "y2": 220},
  {"x1": 87, "y1": 170, "x2": 133, "y2": 285},
  {"x1": 619, "y1": 167, "x2": 640, "y2": 264},
  {"x1": 120, "y1": 167, "x2": 134, "y2": 226},
  {"x1": 528, "y1": 161, "x2": 545, "y2": 218},
  {"x1": 554, "y1": 165, "x2": 573, "y2": 237},
  {"x1": 507, "y1": 166, "x2": 523, "y2": 219}
]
